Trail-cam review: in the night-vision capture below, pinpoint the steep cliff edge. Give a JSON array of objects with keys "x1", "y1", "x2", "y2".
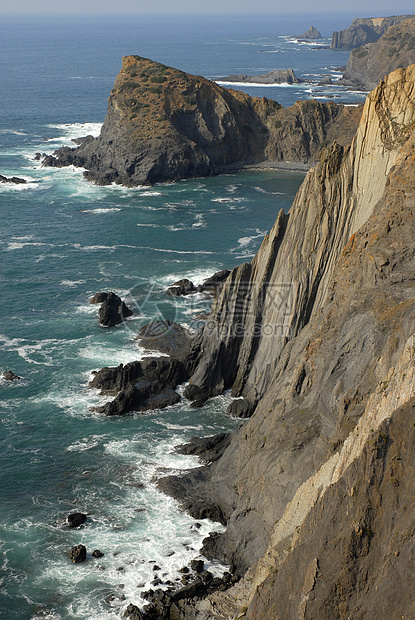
[
  {"x1": 157, "y1": 65, "x2": 415, "y2": 618},
  {"x1": 331, "y1": 14, "x2": 415, "y2": 49},
  {"x1": 42, "y1": 56, "x2": 360, "y2": 186},
  {"x1": 343, "y1": 18, "x2": 415, "y2": 90}
]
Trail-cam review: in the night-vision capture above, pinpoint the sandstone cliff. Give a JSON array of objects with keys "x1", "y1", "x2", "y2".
[
  {"x1": 42, "y1": 56, "x2": 360, "y2": 186},
  {"x1": 158, "y1": 65, "x2": 415, "y2": 619},
  {"x1": 331, "y1": 14, "x2": 415, "y2": 49},
  {"x1": 343, "y1": 17, "x2": 415, "y2": 90}
]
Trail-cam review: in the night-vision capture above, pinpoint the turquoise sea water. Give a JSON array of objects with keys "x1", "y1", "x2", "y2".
[{"x1": 0, "y1": 13, "x2": 367, "y2": 620}]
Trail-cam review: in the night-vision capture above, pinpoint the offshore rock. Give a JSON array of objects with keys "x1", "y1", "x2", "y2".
[
  {"x1": 0, "y1": 174, "x2": 26, "y2": 184},
  {"x1": 296, "y1": 26, "x2": 322, "y2": 40},
  {"x1": 218, "y1": 68, "x2": 303, "y2": 84},
  {"x1": 342, "y1": 17, "x2": 415, "y2": 90},
  {"x1": 331, "y1": 14, "x2": 415, "y2": 49},
  {"x1": 158, "y1": 65, "x2": 415, "y2": 616},
  {"x1": 67, "y1": 512, "x2": 87, "y2": 528},
  {"x1": 2, "y1": 370, "x2": 21, "y2": 381},
  {"x1": 42, "y1": 55, "x2": 361, "y2": 186},
  {"x1": 95, "y1": 291, "x2": 133, "y2": 327},
  {"x1": 68, "y1": 544, "x2": 87, "y2": 564}
]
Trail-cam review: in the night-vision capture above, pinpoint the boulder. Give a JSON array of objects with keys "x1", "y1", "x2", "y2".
[
  {"x1": 68, "y1": 544, "x2": 87, "y2": 563},
  {"x1": 92, "y1": 549, "x2": 104, "y2": 558},
  {"x1": 0, "y1": 174, "x2": 27, "y2": 184},
  {"x1": 123, "y1": 603, "x2": 145, "y2": 620},
  {"x1": 197, "y1": 269, "x2": 231, "y2": 294},
  {"x1": 2, "y1": 370, "x2": 21, "y2": 381},
  {"x1": 166, "y1": 279, "x2": 195, "y2": 296},
  {"x1": 67, "y1": 512, "x2": 87, "y2": 528},
  {"x1": 98, "y1": 291, "x2": 133, "y2": 327},
  {"x1": 190, "y1": 559, "x2": 204, "y2": 573},
  {"x1": 90, "y1": 357, "x2": 187, "y2": 416}
]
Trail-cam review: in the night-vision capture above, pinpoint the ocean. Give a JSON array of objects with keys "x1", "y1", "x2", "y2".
[{"x1": 0, "y1": 12, "x2": 367, "y2": 620}]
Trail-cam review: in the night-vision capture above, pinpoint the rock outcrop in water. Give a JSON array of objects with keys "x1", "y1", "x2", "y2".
[
  {"x1": 42, "y1": 55, "x2": 361, "y2": 186},
  {"x1": 331, "y1": 14, "x2": 415, "y2": 49},
  {"x1": 297, "y1": 25, "x2": 322, "y2": 40},
  {"x1": 152, "y1": 64, "x2": 415, "y2": 619},
  {"x1": 218, "y1": 68, "x2": 303, "y2": 84},
  {"x1": 342, "y1": 17, "x2": 415, "y2": 90}
]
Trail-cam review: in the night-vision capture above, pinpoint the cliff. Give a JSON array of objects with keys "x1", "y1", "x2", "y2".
[
  {"x1": 158, "y1": 65, "x2": 415, "y2": 618},
  {"x1": 331, "y1": 14, "x2": 415, "y2": 49},
  {"x1": 343, "y1": 18, "x2": 415, "y2": 90},
  {"x1": 42, "y1": 56, "x2": 360, "y2": 186}
]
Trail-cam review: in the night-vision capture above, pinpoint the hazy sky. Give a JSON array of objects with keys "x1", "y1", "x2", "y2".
[{"x1": 1, "y1": 0, "x2": 415, "y2": 15}]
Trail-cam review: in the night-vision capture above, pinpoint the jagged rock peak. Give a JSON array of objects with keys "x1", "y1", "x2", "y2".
[{"x1": 297, "y1": 25, "x2": 322, "y2": 39}]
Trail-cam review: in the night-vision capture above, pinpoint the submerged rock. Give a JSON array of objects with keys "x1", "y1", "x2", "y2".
[{"x1": 2, "y1": 370, "x2": 21, "y2": 381}]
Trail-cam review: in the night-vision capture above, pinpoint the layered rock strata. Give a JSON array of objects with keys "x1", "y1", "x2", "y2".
[
  {"x1": 217, "y1": 68, "x2": 303, "y2": 84},
  {"x1": 155, "y1": 65, "x2": 415, "y2": 618},
  {"x1": 42, "y1": 56, "x2": 361, "y2": 186},
  {"x1": 343, "y1": 17, "x2": 415, "y2": 90}
]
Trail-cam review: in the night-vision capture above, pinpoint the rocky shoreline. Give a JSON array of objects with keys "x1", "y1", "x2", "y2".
[{"x1": 88, "y1": 63, "x2": 415, "y2": 618}]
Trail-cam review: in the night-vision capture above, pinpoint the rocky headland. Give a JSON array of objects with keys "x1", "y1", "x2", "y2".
[
  {"x1": 42, "y1": 55, "x2": 361, "y2": 186},
  {"x1": 136, "y1": 64, "x2": 415, "y2": 618},
  {"x1": 331, "y1": 14, "x2": 415, "y2": 49},
  {"x1": 342, "y1": 17, "x2": 415, "y2": 90}
]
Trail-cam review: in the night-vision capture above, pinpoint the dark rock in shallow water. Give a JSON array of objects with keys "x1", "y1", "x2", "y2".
[
  {"x1": 98, "y1": 291, "x2": 133, "y2": 327},
  {"x1": 183, "y1": 383, "x2": 210, "y2": 406},
  {"x1": 90, "y1": 357, "x2": 187, "y2": 416},
  {"x1": 136, "y1": 320, "x2": 191, "y2": 362},
  {"x1": 226, "y1": 398, "x2": 255, "y2": 418},
  {"x1": 190, "y1": 559, "x2": 204, "y2": 573},
  {"x1": 0, "y1": 174, "x2": 27, "y2": 184},
  {"x1": 92, "y1": 549, "x2": 104, "y2": 558},
  {"x1": 197, "y1": 269, "x2": 231, "y2": 295},
  {"x1": 68, "y1": 544, "x2": 87, "y2": 563},
  {"x1": 219, "y1": 68, "x2": 303, "y2": 85},
  {"x1": 2, "y1": 370, "x2": 21, "y2": 381},
  {"x1": 166, "y1": 279, "x2": 195, "y2": 297},
  {"x1": 67, "y1": 512, "x2": 87, "y2": 528}
]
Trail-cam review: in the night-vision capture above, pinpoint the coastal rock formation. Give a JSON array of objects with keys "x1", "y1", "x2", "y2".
[
  {"x1": 42, "y1": 55, "x2": 361, "y2": 186},
  {"x1": 2, "y1": 370, "x2": 21, "y2": 381},
  {"x1": 90, "y1": 291, "x2": 133, "y2": 327},
  {"x1": 331, "y1": 14, "x2": 415, "y2": 49},
  {"x1": 343, "y1": 17, "x2": 415, "y2": 90},
  {"x1": 154, "y1": 65, "x2": 415, "y2": 618},
  {"x1": 90, "y1": 357, "x2": 187, "y2": 415},
  {"x1": 297, "y1": 25, "x2": 322, "y2": 40},
  {"x1": 0, "y1": 174, "x2": 26, "y2": 184},
  {"x1": 218, "y1": 68, "x2": 303, "y2": 84}
]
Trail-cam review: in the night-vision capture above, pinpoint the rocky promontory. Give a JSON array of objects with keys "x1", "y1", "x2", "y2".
[
  {"x1": 42, "y1": 55, "x2": 361, "y2": 186},
  {"x1": 153, "y1": 64, "x2": 415, "y2": 618},
  {"x1": 342, "y1": 17, "x2": 415, "y2": 90},
  {"x1": 331, "y1": 14, "x2": 415, "y2": 49}
]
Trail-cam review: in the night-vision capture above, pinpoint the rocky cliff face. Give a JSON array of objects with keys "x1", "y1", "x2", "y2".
[
  {"x1": 42, "y1": 55, "x2": 360, "y2": 186},
  {"x1": 160, "y1": 65, "x2": 415, "y2": 618},
  {"x1": 343, "y1": 18, "x2": 415, "y2": 90},
  {"x1": 331, "y1": 14, "x2": 415, "y2": 49}
]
